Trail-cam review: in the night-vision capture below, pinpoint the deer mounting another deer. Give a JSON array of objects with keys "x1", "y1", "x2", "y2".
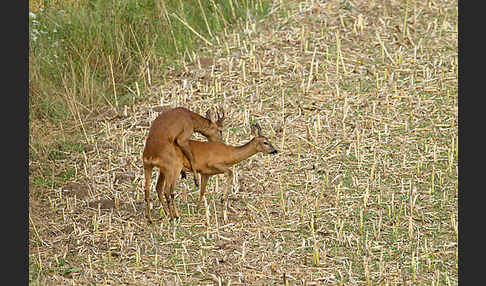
[
  {"x1": 142, "y1": 106, "x2": 225, "y2": 223},
  {"x1": 143, "y1": 122, "x2": 278, "y2": 222}
]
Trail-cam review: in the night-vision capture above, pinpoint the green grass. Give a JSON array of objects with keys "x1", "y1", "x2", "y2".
[
  {"x1": 29, "y1": 0, "x2": 270, "y2": 139},
  {"x1": 30, "y1": 0, "x2": 272, "y2": 187}
]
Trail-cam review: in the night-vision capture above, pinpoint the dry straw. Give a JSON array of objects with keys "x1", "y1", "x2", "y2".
[{"x1": 29, "y1": 0, "x2": 457, "y2": 284}]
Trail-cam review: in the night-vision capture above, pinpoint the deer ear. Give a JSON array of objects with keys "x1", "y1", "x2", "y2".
[
  {"x1": 251, "y1": 123, "x2": 263, "y2": 136},
  {"x1": 250, "y1": 125, "x2": 256, "y2": 136},
  {"x1": 250, "y1": 124, "x2": 259, "y2": 136},
  {"x1": 206, "y1": 109, "x2": 218, "y2": 123},
  {"x1": 216, "y1": 108, "x2": 225, "y2": 127}
]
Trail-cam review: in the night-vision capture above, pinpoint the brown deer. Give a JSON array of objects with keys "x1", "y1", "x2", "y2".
[
  {"x1": 142, "y1": 107, "x2": 224, "y2": 223},
  {"x1": 144, "y1": 107, "x2": 224, "y2": 185},
  {"x1": 143, "y1": 123, "x2": 278, "y2": 222}
]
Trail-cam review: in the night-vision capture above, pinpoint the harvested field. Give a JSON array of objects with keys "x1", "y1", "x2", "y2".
[{"x1": 29, "y1": 0, "x2": 458, "y2": 284}]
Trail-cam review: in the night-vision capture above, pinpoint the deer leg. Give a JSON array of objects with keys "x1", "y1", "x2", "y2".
[
  {"x1": 222, "y1": 168, "x2": 237, "y2": 215},
  {"x1": 208, "y1": 164, "x2": 234, "y2": 208},
  {"x1": 213, "y1": 165, "x2": 238, "y2": 215},
  {"x1": 164, "y1": 169, "x2": 181, "y2": 221},
  {"x1": 196, "y1": 174, "x2": 210, "y2": 212},
  {"x1": 222, "y1": 169, "x2": 233, "y2": 205},
  {"x1": 171, "y1": 192, "x2": 179, "y2": 219},
  {"x1": 209, "y1": 164, "x2": 233, "y2": 204},
  {"x1": 175, "y1": 137, "x2": 199, "y2": 188},
  {"x1": 164, "y1": 183, "x2": 174, "y2": 220},
  {"x1": 143, "y1": 164, "x2": 154, "y2": 223},
  {"x1": 164, "y1": 193, "x2": 172, "y2": 219},
  {"x1": 165, "y1": 185, "x2": 179, "y2": 220},
  {"x1": 170, "y1": 168, "x2": 181, "y2": 219},
  {"x1": 156, "y1": 171, "x2": 169, "y2": 218},
  {"x1": 163, "y1": 169, "x2": 173, "y2": 219}
]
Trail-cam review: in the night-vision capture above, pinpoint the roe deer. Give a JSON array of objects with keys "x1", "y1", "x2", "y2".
[
  {"x1": 181, "y1": 123, "x2": 278, "y2": 212},
  {"x1": 143, "y1": 123, "x2": 278, "y2": 222},
  {"x1": 143, "y1": 107, "x2": 225, "y2": 187},
  {"x1": 142, "y1": 107, "x2": 224, "y2": 223}
]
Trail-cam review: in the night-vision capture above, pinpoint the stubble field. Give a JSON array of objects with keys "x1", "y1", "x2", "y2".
[{"x1": 29, "y1": 0, "x2": 458, "y2": 284}]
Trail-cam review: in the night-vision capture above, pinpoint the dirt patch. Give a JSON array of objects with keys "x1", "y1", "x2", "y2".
[
  {"x1": 114, "y1": 172, "x2": 137, "y2": 185},
  {"x1": 61, "y1": 182, "x2": 90, "y2": 199},
  {"x1": 189, "y1": 57, "x2": 215, "y2": 69},
  {"x1": 61, "y1": 225, "x2": 74, "y2": 234},
  {"x1": 88, "y1": 198, "x2": 117, "y2": 209}
]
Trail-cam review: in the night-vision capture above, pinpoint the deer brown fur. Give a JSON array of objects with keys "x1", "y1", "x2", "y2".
[
  {"x1": 143, "y1": 123, "x2": 277, "y2": 222},
  {"x1": 142, "y1": 107, "x2": 224, "y2": 223},
  {"x1": 181, "y1": 123, "x2": 278, "y2": 211}
]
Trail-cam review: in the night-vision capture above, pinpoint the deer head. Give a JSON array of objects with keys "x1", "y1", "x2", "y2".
[
  {"x1": 250, "y1": 123, "x2": 278, "y2": 154},
  {"x1": 203, "y1": 108, "x2": 225, "y2": 142}
]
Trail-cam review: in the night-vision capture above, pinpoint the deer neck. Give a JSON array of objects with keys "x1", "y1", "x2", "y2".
[
  {"x1": 230, "y1": 139, "x2": 258, "y2": 165},
  {"x1": 190, "y1": 112, "x2": 211, "y2": 134}
]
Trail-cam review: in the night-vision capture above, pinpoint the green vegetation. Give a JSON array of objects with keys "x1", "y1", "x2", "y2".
[{"x1": 29, "y1": 0, "x2": 271, "y2": 173}]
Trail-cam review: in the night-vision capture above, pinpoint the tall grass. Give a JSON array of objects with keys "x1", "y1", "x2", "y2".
[
  {"x1": 29, "y1": 0, "x2": 271, "y2": 169},
  {"x1": 29, "y1": 1, "x2": 270, "y2": 125}
]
